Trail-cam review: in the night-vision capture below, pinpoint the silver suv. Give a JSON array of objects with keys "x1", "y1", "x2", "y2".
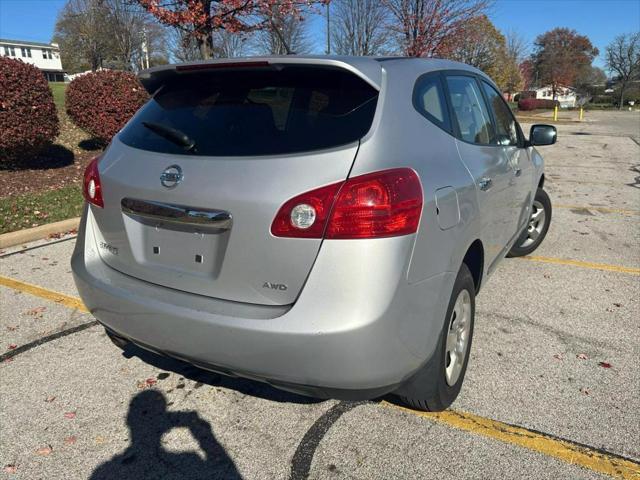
[{"x1": 72, "y1": 57, "x2": 555, "y2": 411}]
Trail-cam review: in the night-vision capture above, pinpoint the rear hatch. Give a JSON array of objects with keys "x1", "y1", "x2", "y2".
[{"x1": 89, "y1": 61, "x2": 380, "y2": 305}]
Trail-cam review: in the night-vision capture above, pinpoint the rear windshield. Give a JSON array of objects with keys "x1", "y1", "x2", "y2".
[{"x1": 119, "y1": 66, "x2": 379, "y2": 157}]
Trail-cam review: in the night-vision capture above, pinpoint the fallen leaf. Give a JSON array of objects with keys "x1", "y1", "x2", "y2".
[
  {"x1": 579, "y1": 387, "x2": 590, "y2": 395},
  {"x1": 7, "y1": 344, "x2": 17, "y2": 350},
  {"x1": 145, "y1": 378, "x2": 157, "y2": 387},
  {"x1": 6, "y1": 326, "x2": 17, "y2": 331},
  {"x1": 613, "y1": 303, "x2": 621, "y2": 307},
  {"x1": 95, "y1": 436, "x2": 106, "y2": 444},
  {"x1": 2, "y1": 357, "x2": 14, "y2": 363},
  {"x1": 45, "y1": 396, "x2": 56, "y2": 403},
  {"x1": 3, "y1": 464, "x2": 17, "y2": 473},
  {"x1": 576, "y1": 353, "x2": 588, "y2": 360},
  {"x1": 64, "y1": 436, "x2": 77, "y2": 445},
  {"x1": 598, "y1": 362, "x2": 612, "y2": 369},
  {"x1": 25, "y1": 306, "x2": 46, "y2": 317},
  {"x1": 553, "y1": 354, "x2": 563, "y2": 360},
  {"x1": 64, "y1": 412, "x2": 76, "y2": 419},
  {"x1": 35, "y1": 446, "x2": 53, "y2": 456}
]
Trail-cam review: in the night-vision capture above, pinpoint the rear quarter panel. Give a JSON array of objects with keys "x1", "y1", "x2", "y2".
[{"x1": 351, "y1": 63, "x2": 481, "y2": 284}]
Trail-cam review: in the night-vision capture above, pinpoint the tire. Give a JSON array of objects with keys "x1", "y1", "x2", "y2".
[
  {"x1": 398, "y1": 263, "x2": 476, "y2": 412},
  {"x1": 507, "y1": 188, "x2": 552, "y2": 258}
]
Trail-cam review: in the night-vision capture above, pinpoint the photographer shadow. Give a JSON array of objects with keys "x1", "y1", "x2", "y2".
[{"x1": 90, "y1": 390, "x2": 241, "y2": 480}]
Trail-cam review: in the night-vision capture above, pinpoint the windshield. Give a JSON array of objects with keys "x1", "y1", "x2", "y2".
[{"x1": 119, "y1": 66, "x2": 379, "y2": 157}]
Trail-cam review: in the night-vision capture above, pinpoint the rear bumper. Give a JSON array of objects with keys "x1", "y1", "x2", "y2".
[{"x1": 72, "y1": 207, "x2": 454, "y2": 399}]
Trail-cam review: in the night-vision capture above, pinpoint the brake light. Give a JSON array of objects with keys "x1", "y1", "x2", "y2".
[
  {"x1": 176, "y1": 61, "x2": 270, "y2": 72},
  {"x1": 271, "y1": 168, "x2": 423, "y2": 239},
  {"x1": 83, "y1": 156, "x2": 104, "y2": 208}
]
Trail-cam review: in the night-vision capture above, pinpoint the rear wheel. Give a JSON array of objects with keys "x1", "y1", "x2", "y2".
[
  {"x1": 507, "y1": 188, "x2": 552, "y2": 257},
  {"x1": 399, "y1": 264, "x2": 475, "y2": 412}
]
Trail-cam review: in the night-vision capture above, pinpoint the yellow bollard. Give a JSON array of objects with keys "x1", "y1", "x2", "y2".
[
  {"x1": 579, "y1": 107, "x2": 584, "y2": 121},
  {"x1": 553, "y1": 105, "x2": 558, "y2": 121}
]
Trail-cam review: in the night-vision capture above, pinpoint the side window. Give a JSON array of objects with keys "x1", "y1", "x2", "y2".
[
  {"x1": 445, "y1": 75, "x2": 495, "y2": 145},
  {"x1": 413, "y1": 74, "x2": 450, "y2": 131},
  {"x1": 481, "y1": 80, "x2": 519, "y2": 146}
]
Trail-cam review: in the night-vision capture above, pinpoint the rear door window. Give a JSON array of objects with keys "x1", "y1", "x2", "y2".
[
  {"x1": 119, "y1": 66, "x2": 379, "y2": 157},
  {"x1": 445, "y1": 75, "x2": 495, "y2": 145}
]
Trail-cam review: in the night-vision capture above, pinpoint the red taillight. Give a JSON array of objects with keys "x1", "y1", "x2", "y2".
[
  {"x1": 271, "y1": 168, "x2": 423, "y2": 239},
  {"x1": 271, "y1": 181, "x2": 343, "y2": 238},
  {"x1": 83, "y1": 156, "x2": 104, "y2": 208}
]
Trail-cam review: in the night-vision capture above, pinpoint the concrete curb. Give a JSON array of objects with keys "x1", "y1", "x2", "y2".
[{"x1": 0, "y1": 217, "x2": 80, "y2": 249}]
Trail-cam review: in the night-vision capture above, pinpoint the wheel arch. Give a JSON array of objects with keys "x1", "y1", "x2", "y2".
[
  {"x1": 462, "y1": 239, "x2": 484, "y2": 294},
  {"x1": 538, "y1": 174, "x2": 545, "y2": 189}
]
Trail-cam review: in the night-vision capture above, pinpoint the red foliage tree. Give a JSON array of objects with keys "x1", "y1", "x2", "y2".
[
  {"x1": 532, "y1": 28, "x2": 598, "y2": 99},
  {"x1": 66, "y1": 70, "x2": 149, "y2": 143},
  {"x1": 0, "y1": 57, "x2": 59, "y2": 164},
  {"x1": 519, "y1": 59, "x2": 535, "y2": 90},
  {"x1": 385, "y1": 0, "x2": 491, "y2": 57},
  {"x1": 137, "y1": 0, "x2": 329, "y2": 59}
]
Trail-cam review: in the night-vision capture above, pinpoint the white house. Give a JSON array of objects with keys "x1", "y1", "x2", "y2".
[
  {"x1": 0, "y1": 38, "x2": 65, "y2": 82},
  {"x1": 533, "y1": 85, "x2": 577, "y2": 108}
]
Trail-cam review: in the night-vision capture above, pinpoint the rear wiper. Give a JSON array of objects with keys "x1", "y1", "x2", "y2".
[{"x1": 142, "y1": 121, "x2": 196, "y2": 152}]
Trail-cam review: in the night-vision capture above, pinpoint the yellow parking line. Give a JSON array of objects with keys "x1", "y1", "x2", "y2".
[
  {"x1": 383, "y1": 402, "x2": 640, "y2": 479},
  {"x1": 0, "y1": 275, "x2": 88, "y2": 312},
  {"x1": 554, "y1": 204, "x2": 640, "y2": 215},
  {"x1": 1, "y1": 273, "x2": 639, "y2": 477},
  {"x1": 521, "y1": 256, "x2": 640, "y2": 275}
]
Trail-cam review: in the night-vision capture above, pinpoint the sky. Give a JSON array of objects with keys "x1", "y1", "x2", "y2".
[{"x1": 1, "y1": 0, "x2": 639, "y2": 70}]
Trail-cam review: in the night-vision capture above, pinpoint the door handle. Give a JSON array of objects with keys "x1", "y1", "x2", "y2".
[{"x1": 478, "y1": 177, "x2": 492, "y2": 191}]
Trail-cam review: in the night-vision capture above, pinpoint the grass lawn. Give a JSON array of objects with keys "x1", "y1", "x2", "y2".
[
  {"x1": 0, "y1": 185, "x2": 84, "y2": 234},
  {"x1": 49, "y1": 82, "x2": 66, "y2": 110}
]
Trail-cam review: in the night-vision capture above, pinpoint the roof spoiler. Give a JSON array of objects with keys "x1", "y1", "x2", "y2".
[{"x1": 137, "y1": 57, "x2": 383, "y2": 95}]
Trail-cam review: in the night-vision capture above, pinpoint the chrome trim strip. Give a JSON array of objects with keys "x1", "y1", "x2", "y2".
[{"x1": 121, "y1": 198, "x2": 232, "y2": 230}]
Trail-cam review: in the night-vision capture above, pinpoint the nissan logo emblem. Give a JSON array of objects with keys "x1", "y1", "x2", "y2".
[{"x1": 160, "y1": 165, "x2": 183, "y2": 189}]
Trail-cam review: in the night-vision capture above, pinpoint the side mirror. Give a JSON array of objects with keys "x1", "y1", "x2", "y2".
[{"x1": 528, "y1": 124, "x2": 557, "y2": 146}]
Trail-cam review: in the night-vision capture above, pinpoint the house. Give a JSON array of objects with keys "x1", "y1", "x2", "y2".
[
  {"x1": 533, "y1": 85, "x2": 577, "y2": 108},
  {"x1": 0, "y1": 38, "x2": 65, "y2": 82}
]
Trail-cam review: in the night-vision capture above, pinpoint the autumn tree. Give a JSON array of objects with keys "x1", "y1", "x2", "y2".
[
  {"x1": 519, "y1": 58, "x2": 535, "y2": 90},
  {"x1": 136, "y1": 0, "x2": 327, "y2": 59},
  {"x1": 503, "y1": 29, "x2": 527, "y2": 96},
  {"x1": 439, "y1": 15, "x2": 519, "y2": 93},
  {"x1": 531, "y1": 27, "x2": 598, "y2": 99},
  {"x1": 441, "y1": 16, "x2": 503, "y2": 71},
  {"x1": 574, "y1": 65, "x2": 607, "y2": 96},
  {"x1": 169, "y1": 29, "x2": 202, "y2": 61},
  {"x1": 256, "y1": 5, "x2": 311, "y2": 54},
  {"x1": 54, "y1": 0, "x2": 168, "y2": 72},
  {"x1": 605, "y1": 32, "x2": 640, "y2": 109},
  {"x1": 331, "y1": 0, "x2": 389, "y2": 56},
  {"x1": 385, "y1": 0, "x2": 491, "y2": 57},
  {"x1": 54, "y1": 0, "x2": 112, "y2": 72},
  {"x1": 214, "y1": 30, "x2": 250, "y2": 57}
]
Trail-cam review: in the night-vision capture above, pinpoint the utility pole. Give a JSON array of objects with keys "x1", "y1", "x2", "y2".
[{"x1": 325, "y1": 2, "x2": 331, "y2": 55}]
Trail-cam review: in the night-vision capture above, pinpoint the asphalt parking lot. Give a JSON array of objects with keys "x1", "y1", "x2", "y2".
[{"x1": 1, "y1": 110, "x2": 639, "y2": 480}]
